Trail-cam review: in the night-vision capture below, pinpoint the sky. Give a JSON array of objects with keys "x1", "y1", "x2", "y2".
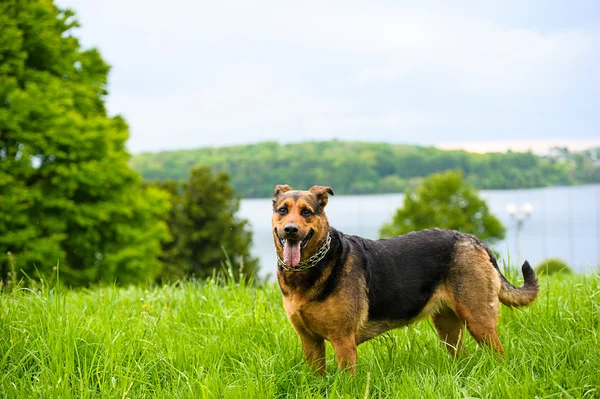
[{"x1": 55, "y1": 0, "x2": 600, "y2": 154}]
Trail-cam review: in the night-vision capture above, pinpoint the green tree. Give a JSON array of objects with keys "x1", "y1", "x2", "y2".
[
  {"x1": 153, "y1": 166, "x2": 258, "y2": 281},
  {"x1": 0, "y1": 0, "x2": 169, "y2": 285},
  {"x1": 379, "y1": 170, "x2": 506, "y2": 242}
]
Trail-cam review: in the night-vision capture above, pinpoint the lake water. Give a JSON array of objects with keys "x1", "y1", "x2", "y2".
[{"x1": 239, "y1": 184, "x2": 600, "y2": 278}]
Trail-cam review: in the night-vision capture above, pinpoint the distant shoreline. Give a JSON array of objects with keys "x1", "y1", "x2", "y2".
[
  {"x1": 237, "y1": 182, "x2": 600, "y2": 199},
  {"x1": 132, "y1": 140, "x2": 600, "y2": 198}
]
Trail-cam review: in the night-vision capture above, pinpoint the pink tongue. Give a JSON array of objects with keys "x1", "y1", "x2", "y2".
[{"x1": 283, "y1": 241, "x2": 301, "y2": 268}]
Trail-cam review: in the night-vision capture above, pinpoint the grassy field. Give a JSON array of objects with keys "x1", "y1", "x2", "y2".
[{"x1": 1, "y1": 270, "x2": 599, "y2": 398}]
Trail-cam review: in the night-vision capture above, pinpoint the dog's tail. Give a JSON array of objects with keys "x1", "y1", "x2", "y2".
[
  {"x1": 498, "y1": 261, "x2": 539, "y2": 307},
  {"x1": 485, "y1": 248, "x2": 539, "y2": 307}
]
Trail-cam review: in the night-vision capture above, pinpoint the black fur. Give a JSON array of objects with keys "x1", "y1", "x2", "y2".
[
  {"x1": 483, "y1": 242, "x2": 536, "y2": 291},
  {"x1": 283, "y1": 227, "x2": 471, "y2": 322},
  {"x1": 361, "y1": 229, "x2": 459, "y2": 321}
]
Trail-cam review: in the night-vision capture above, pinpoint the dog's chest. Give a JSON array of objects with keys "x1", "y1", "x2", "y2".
[
  {"x1": 282, "y1": 294, "x2": 317, "y2": 334},
  {"x1": 282, "y1": 293, "x2": 351, "y2": 339}
]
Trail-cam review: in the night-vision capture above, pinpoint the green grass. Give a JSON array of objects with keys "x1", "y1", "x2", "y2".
[{"x1": 1, "y1": 271, "x2": 599, "y2": 398}]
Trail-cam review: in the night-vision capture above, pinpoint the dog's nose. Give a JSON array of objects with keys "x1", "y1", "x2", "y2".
[{"x1": 284, "y1": 224, "x2": 299, "y2": 235}]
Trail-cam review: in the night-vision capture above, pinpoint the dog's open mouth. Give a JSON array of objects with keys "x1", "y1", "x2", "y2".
[{"x1": 276, "y1": 229, "x2": 314, "y2": 268}]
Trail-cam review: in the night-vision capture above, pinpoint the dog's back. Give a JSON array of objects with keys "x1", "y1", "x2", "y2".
[{"x1": 341, "y1": 228, "x2": 458, "y2": 322}]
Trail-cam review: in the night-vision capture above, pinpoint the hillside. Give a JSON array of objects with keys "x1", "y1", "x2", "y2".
[{"x1": 131, "y1": 141, "x2": 600, "y2": 198}]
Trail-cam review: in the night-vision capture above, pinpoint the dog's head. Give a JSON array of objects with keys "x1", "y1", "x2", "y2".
[{"x1": 271, "y1": 184, "x2": 334, "y2": 269}]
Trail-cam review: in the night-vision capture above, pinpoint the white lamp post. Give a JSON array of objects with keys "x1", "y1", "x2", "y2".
[{"x1": 506, "y1": 203, "x2": 534, "y2": 265}]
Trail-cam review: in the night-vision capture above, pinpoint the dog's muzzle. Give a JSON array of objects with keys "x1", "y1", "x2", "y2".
[
  {"x1": 275, "y1": 229, "x2": 315, "y2": 268},
  {"x1": 276, "y1": 233, "x2": 331, "y2": 271}
]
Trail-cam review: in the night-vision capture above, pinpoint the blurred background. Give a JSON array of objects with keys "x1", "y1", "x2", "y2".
[{"x1": 1, "y1": 0, "x2": 598, "y2": 285}]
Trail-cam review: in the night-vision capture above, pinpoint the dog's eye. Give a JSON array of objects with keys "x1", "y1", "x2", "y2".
[
  {"x1": 278, "y1": 207, "x2": 288, "y2": 216},
  {"x1": 301, "y1": 209, "x2": 313, "y2": 217}
]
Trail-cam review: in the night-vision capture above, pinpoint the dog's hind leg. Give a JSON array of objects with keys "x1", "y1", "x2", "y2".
[
  {"x1": 452, "y1": 293, "x2": 505, "y2": 358},
  {"x1": 448, "y1": 241, "x2": 506, "y2": 357},
  {"x1": 457, "y1": 304, "x2": 504, "y2": 357},
  {"x1": 432, "y1": 307, "x2": 465, "y2": 356}
]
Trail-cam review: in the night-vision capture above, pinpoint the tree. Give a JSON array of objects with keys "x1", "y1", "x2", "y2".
[
  {"x1": 379, "y1": 170, "x2": 506, "y2": 243},
  {"x1": 0, "y1": 0, "x2": 169, "y2": 285},
  {"x1": 153, "y1": 166, "x2": 258, "y2": 281}
]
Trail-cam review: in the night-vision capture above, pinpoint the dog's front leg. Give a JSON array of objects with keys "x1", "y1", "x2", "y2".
[
  {"x1": 299, "y1": 333, "x2": 326, "y2": 375},
  {"x1": 330, "y1": 334, "x2": 357, "y2": 374}
]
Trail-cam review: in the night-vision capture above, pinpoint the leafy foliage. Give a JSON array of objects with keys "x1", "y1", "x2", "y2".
[
  {"x1": 0, "y1": 0, "x2": 169, "y2": 285},
  {"x1": 380, "y1": 170, "x2": 506, "y2": 242},
  {"x1": 534, "y1": 258, "x2": 573, "y2": 276},
  {"x1": 131, "y1": 141, "x2": 600, "y2": 198},
  {"x1": 151, "y1": 166, "x2": 258, "y2": 281}
]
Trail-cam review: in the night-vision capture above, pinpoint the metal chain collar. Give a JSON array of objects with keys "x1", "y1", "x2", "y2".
[{"x1": 277, "y1": 234, "x2": 332, "y2": 272}]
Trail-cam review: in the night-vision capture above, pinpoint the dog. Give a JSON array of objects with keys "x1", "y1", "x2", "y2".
[{"x1": 271, "y1": 184, "x2": 539, "y2": 374}]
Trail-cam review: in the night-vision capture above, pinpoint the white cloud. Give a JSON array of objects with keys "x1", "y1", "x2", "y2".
[
  {"x1": 112, "y1": 62, "x2": 352, "y2": 151},
  {"x1": 56, "y1": 0, "x2": 600, "y2": 152},
  {"x1": 349, "y1": 15, "x2": 597, "y2": 95}
]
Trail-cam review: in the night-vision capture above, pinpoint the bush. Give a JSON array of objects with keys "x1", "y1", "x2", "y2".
[
  {"x1": 534, "y1": 258, "x2": 573, "y2": 276},
  {"x1": 379, "y1": 170, "x2": 505, "y2": 242}
]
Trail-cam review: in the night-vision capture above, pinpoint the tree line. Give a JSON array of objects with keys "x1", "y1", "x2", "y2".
[{"x1": 131, "y1": 141, "x2": 600, "y2": 198}]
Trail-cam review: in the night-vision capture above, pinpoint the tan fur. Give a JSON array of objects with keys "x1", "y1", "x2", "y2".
[
  {"x1": 278, "y1": 249, "x2": 368, "y2": 373},
  {"x1": 272, "y1": 196, "x2": 330, "y2": 264},
  {"x1": 432, "y1": 307, "x2": 465, "y2": 356},
  {"x1": 444, "y1": 240, "x2": 506, "y2": 356},
  {"x1": 272, "y1": 185, "x2": 537, "y2": 374},
  {"x1": 499, "y1": 277, "x2": 539, "y2": 307}
]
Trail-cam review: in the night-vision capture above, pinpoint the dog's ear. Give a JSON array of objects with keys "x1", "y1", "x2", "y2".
[
  {"x1": 273, "y1": 184, "x2": 292, "y2": 203},
  {"x1": 309, "y1": 185, "x2": 334, "y2": 208}
]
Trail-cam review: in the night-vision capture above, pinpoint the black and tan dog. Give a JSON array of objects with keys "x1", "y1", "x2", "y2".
[{"x1": 272, "y1": 184, "x2": 539, "y2": 374}]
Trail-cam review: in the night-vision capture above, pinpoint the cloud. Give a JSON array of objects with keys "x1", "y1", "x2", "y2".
[
  {"x1": 341, "y1": 12, "x2": 597, "y2": 96},
  {"x1": 57, "y1": 0, "x2": 600, "y2": 152},
  {"x1": 111, "y1": 63, "x2": 353, "y2": 150}
]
